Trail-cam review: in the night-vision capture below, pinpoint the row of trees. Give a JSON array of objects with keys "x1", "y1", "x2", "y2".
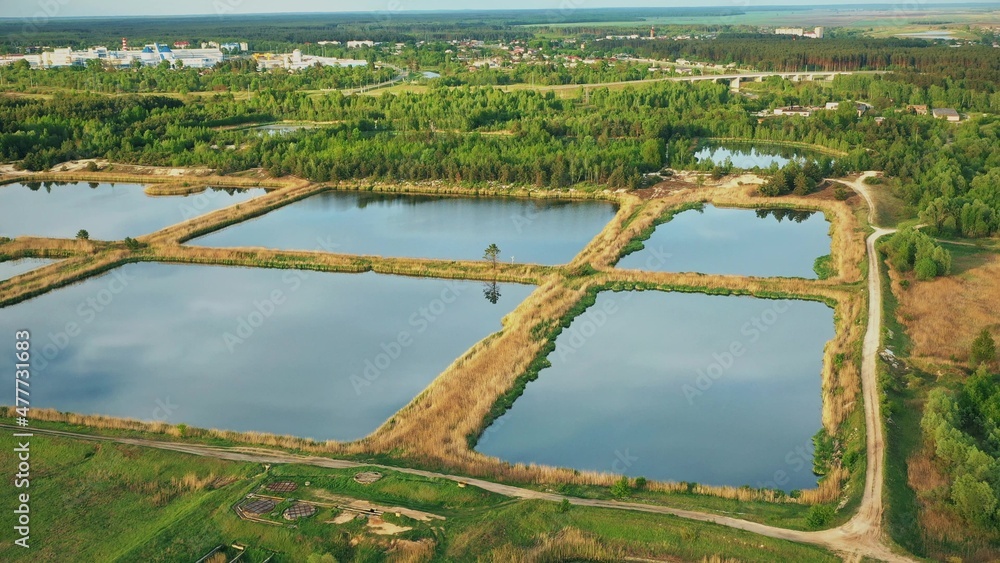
[{"x1": 0, "y1": 59, "x2": 395, "y2": 94}]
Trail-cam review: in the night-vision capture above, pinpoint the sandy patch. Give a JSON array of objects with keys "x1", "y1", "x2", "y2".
[{"x1": 367, "y1": 516, "x2": 412, "y2": 535}]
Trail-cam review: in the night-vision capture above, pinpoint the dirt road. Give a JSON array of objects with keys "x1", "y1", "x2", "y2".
[
  {"x1": 1, "y1": 400, "x2": 909, "y2": 562},
  {"x1": 0, "y1": 173, "x2": 914, "y2": 561}
]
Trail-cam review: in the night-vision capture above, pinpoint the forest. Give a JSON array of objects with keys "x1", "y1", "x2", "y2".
[
  {"x1": 617, "y1": 36, "x2": 1000, "y2": 94},
  {"x1": 3, "y1": 30, "x2": 1000, "y2": 237},
  {"x1": 922, "y1": 362, "x2": 1000, "y2": 534},
  {"x1": 0, "y1": 59, "x2": 396, "y2": 94}
]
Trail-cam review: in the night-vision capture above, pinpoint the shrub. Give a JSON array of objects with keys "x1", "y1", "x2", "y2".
[
  {"x1": 610, "y1": 477, "x2": 631, "y2": 499},
  {"x1": 806, "y1": 504, "x2": 835, "y2": 529},
  {"x1": 914, "y1": 257, "x2": 939, "y2": 281},
  {"x1": 971, "y1": 329, "x2": 996, "y2": 366}
]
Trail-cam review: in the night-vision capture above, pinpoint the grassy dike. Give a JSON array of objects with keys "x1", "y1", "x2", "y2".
[
  {"x1": 0, "y1": 169, "x2": 874, "y2": 560},
  {"x1": 467, "y1": 279, "x2": 857, "y2": 526}
]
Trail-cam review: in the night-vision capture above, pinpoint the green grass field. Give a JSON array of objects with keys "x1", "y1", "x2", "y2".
[{"x1": 0, "y1": 433, "x2": 839, "y2": 562}]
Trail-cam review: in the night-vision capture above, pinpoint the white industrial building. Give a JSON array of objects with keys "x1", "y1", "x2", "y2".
[
  {"x1": 775, "y1": 27, "x2": 825, "y2": 39},
  {"x1": 254, "y1": 49, "x2": 367, "y2": 71},
  {"x1": 21, "y1": 43, "x2": 224, "y2": 69},
  {"x1": 137, "y1": 44, "x2": 224, "y2": 68}
]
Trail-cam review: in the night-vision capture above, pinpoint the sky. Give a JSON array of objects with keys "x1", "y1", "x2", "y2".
[{"x1": 1, "y1": 0, "x2": 992, "y2": 19}]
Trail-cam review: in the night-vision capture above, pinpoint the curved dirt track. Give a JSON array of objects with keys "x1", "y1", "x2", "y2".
[
  {"x1": 2, "y1": 173, "x2": 915, "y2": 561},
  {"x1": 5, "y1": 422, "x2": 907, "y2": 561}
]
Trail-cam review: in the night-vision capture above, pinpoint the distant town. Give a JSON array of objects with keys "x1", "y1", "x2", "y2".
[{"x1": 0, "y1": 38, "x2": 368, "y2": 70}]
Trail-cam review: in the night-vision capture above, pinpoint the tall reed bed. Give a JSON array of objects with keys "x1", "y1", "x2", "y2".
[
  {"x1": 0, "y1": 170, "x2": 873, "y2": 509},
  {"x1": 0, "y1": 252, "x2": 136, "y2": 307}
]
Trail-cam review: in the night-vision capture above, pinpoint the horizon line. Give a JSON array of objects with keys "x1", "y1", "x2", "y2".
[{"x1": 2, "y1": 2, "x2": 1000, "y2": 21}]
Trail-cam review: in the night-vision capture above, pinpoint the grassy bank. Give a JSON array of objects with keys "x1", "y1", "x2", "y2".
[
  {"x1": 0, "y1": 433, "x2": 839, "y2": 562},
  {"x1": 471, "y1": 280, "x2": 854, "y2": 512},
  {"x1": 0, "y1": 171, "x2": 874, "y2": 536}
]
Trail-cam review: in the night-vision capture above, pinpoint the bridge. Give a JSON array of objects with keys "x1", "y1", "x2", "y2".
[
  {"x1": 672, "y1": 71, "x2": 884, "y2": 90},
  {"x1": 501, "y1": 70, "x2": 887, "y2": 95}
]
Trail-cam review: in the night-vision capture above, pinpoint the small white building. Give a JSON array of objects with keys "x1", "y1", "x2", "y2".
[
  {"x1": 255, "y1": 50, "x2": 367, "y2": 71},
  {"x1": 774, "y1": 106, "x2": 814, "y2": 117}
]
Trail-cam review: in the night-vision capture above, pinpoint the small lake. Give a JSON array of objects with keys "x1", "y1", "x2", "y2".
[
  {"x1": 0, "y1": 258, "x2": 59, "y2": 282},
  {"x1": 477, "y1": 291, "x2": 833, "y2": 491},
  {"x1": 896, "y1": 30, "x2": 959, "y2": 40},
  {"x1": 251, "y1": 123, "x2": 317, "y2": 135},
  {"x1": 192, "y1": 191, "x2": 618, "y2": 265},
  {"x1": 0, "y1": 263, "x2": 534, "y2": 441},
  {"x1": 694, "y1": 144, "x2": 818, "y2": 169},
  {"x1": 0, "y1": 182, "x2": 266, "y2": 240},
  {"x1": 616, "y1": 205, "x2": 831, "y2": 278}
]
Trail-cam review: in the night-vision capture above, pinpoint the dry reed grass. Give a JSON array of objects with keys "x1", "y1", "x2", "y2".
[
  {"x1": 0, "y1": 252, "x2": 135, "y2": 307},
  {"x1": 152, "y1": 245, "x2": 555, "y2": 285},
  {"x1": 24, "y1": 169, "x2": 288, "y2": 189},
  {"x1": 481, "y1": 528, "x2": 625, "y2": 563},
  {"x1": 143, "y1": 183, "x2": 221, "y2": 196},
  {"x1": 890, "y1": 252, "x2": 1000, "y2": 366},
  {"x1": 574, "y1": 196, "x2": 679, "y2": 268},
  {"x1": 145, "y1": 177, "x2": 318, "y2": 245},
  {"x1": 386, "y1": 539, "x2": 437, "y2": 563},
  {"x1": 333, "y1": 180, "x2": 621, "y2": 203},
  {"x1": 0, "y1": 236, "x2": 97, "y2": 257},
  {"x1": 1, "y1": 170, "x2": 873, "y2": 507}
]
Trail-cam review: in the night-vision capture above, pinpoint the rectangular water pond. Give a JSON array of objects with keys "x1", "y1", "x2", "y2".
[
  {"x1": 191, "y1": 191, "x2": 618, "y2": 265},
  {"x1": 0, "y1": 263, "x2": 534, "y2": 441},
  {"x1": 477, "y1": 291, "x2": 833, "y2": 491},
  {"x1": 0, "y1": 258, "x2": 59, "y2": 282},
  {"x1": 617, "y1": 205, "x2": 831, "y2": 278},
  {"x1": 0, "y1": 182, "x2": 266, "y2": 240}
]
